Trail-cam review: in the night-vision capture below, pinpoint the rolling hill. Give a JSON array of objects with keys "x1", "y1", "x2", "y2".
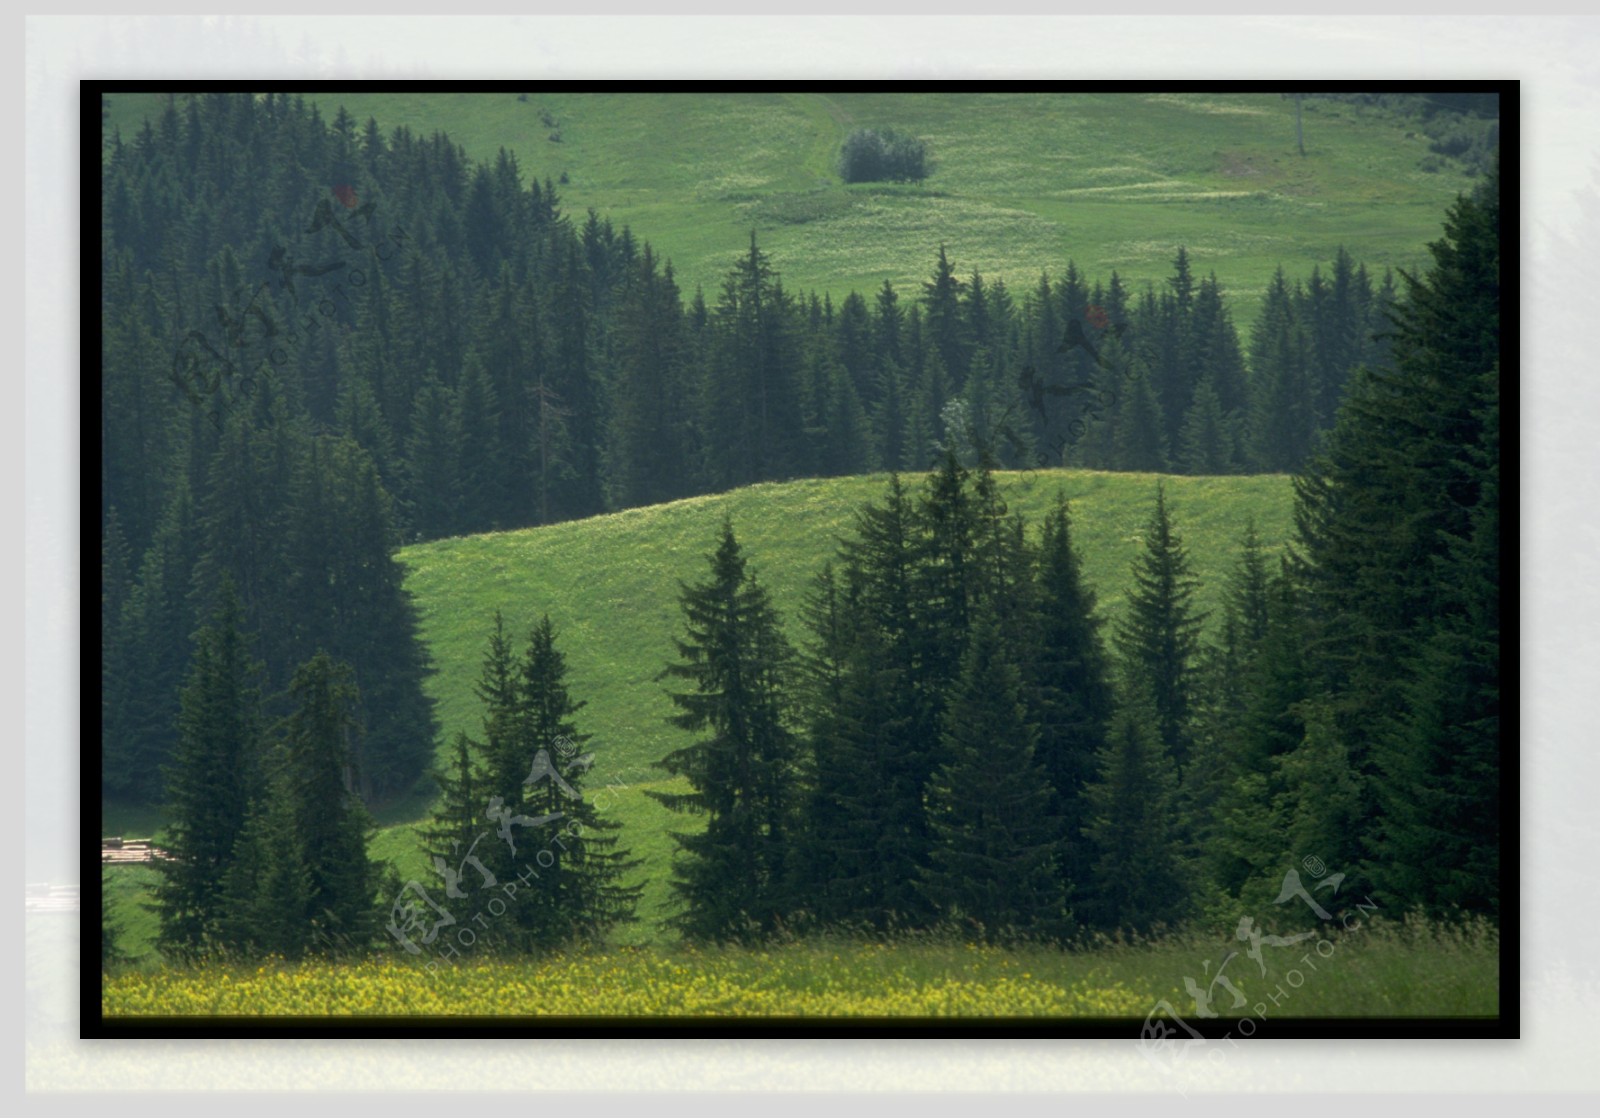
[
  {"x1": 105, "y1": 468, "x2": 1295, "y2": 949},
  {"x1": 100, "y1": 90, "x2": 1479, "y2": 327},
  {"x1": 385, "y1": 467, "x2": 1295, "y2": 941}
]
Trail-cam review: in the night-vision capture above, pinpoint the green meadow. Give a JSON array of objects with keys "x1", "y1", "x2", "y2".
[
  {"x1": 101, "y1": 91, "x2": 1477, "y2": 327},
  {"x1": 105, "y1": 469, "x2": 1294, "y2": 952},
  {"x1": 104, "y1": 913, "x2": 1497, "y2": 1019}
]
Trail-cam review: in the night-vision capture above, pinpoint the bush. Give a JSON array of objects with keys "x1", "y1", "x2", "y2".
[{"x1": 839, "y1": 128, "x2": 929, "y2": 184}]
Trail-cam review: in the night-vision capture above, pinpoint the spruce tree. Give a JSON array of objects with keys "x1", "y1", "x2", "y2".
[
  {"x1": 213, "y1": 782, "x2": 314, "y2": 958},
  {"x1": 415, "y1": 730, "x2": 491, "y2": 930},
  {"x1": 279, "y1": 651, "x2": 383, "y2": 951},
  {"x1": 650, "y1": 519, "x2": 802, "y2": 941},
  {"x1": 1294, "y1": 173, "x2": 1500, "y2": 911},
  {"x1": 1247, "y1": 268, "x2": 1315, "y2": 472},
  {"x1": 821, "y1": 356, "x2": 878, "y2": 476},
  {"x1": 1182, "y1": 521, "x2": 1272, "y2": 854},
  {"x1": 803, "y1": 476, "x2": 937, "y2": 929},
  {"x1": 1177, "y1": 373, "x2": 1233, "y2": 475},
  {"x1": 1114, "y1": 355, "x2": 1168, "y2": 472},
  {"x1": 511, "y1": 615, "x2": 643, "y2": 948},
  {"x1": 1030, "y1": 494, "x2": 1115, "y2": 917},
  {"x1": 871, "y1": 354, "x2": 909, "y2": 471},
  {"x1": 1114, "y1": 483, "x2": 1207, "y2": 771},
  {"x1": 914, "y1": 451, "x2": 978, "y2": 718},
  {"x1": 920, "y1": 612, "x2": 1064, "y2": 941},
  {"x1": 152, "y1": 579, "x2": 263, "y2": 957},
  {"x1": 922, "y1": 244, "x2": 968, "y2": 389},
  {"x1": 101, "y1": 872, "x2": 128, "y2": 970},
  {"x1": 1365, "y1": 368, "x2": 1500, "y2": 916},
  {"x1": 404, "y1": 374, "x2": 460, "y2": 541},
  {"x1": 808, "y1": 622, "x2": 922, "y2": 929},
  {"x1": 1080, "y1": 682, "x2": 1186, "y2": 934}
]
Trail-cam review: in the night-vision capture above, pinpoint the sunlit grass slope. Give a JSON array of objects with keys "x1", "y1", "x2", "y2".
[
  {"x1": 384, "y1": 469, "x2": 1294, "y2": 941},
  {"x1": 102, "y1": 470, "x2": 1293, "y2": 950},
  {"x1": 102, "y1": 91, "x2": 1476, "y2": 327}
]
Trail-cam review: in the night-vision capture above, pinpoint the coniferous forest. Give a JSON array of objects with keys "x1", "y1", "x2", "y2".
[{"x1": 98, "y1": 91, "x2": 1504, "y2": 1024}]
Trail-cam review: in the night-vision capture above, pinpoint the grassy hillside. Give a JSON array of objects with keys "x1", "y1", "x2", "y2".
[
  {"x1": 104, "y1": 469, "x2": 1294, "y2": 950},
  {"x1": 101, "y1": 91, "x2": 1477, "y2": 327},
  {"x1": 391, "y1": 469, "x2": 1292, "y2": 940}
]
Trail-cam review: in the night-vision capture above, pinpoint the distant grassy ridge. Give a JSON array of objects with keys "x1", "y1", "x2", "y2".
[
  {"x1": 103, "y1": 469, "x2": 1294, "y2": 951},
  {"x1": 102, "y1": 91, "x2": 1474, "y2": 327}
]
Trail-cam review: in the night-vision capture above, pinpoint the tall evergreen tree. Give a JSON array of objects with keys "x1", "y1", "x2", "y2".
[
  {"x1": 922, "y1": 244, "x2": 968, "y2": 389},
  {"x1": 650, "y1": 520, "x2": 802, "y2": 940},
  {"x1": 920, "y1": 612, "x2": 1064, "y2": 940},
  {"x1": 278, "y1": 651, "x2": 383, "y2": 950},
  {"x1": 1247, "y1": 268, "x2": 1315, "y2": 472},
  {"x1": 509, "y1": 615, "x2": 643, "y2": 947},
  {"x1": 1293, "y1": 171, "x2": 1500, "y2": 913},
  {"x1": 1080, "y1": 681, "x2": 1186, "y2": 934},
  {"x1": 152, "y1": 580, "x2": 263, "y2": 957},
  {"x1": 213, "y1": 780, "x2": 314, "y2": 958},
  {"x1": 1114, "y1": 354, "x2": 1169, "y2": 473},
  {"x1": 1029, "y1": 494, "x2": 1115, "y2": 916},
  {"x1": 1365, "y1": 368, "x2": 1500, "y2": 916},
  {"x1": 1114, "y1": 483, "x2": 1207, "y2": 770},
  {"x1": 1177, "y1": 373, "x2": 1234, "y2": 475},
  {"x1": 808, "y1": 475, "x2": 939, "y2": 929}
]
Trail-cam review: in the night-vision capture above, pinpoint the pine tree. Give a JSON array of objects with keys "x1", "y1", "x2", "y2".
[
  {"x1": 1271, "y1": 697, "x2": 1364, "y2": 889},
  {"x1": 1114, "y1": 483, "x2": 1207, "y2": 771},
  {"x1": 1247, "y1": 268, "x2": 1315, "y2": 472},
  {"x1": 213, "y1": 782, "x2": 314, "y2": 958},
  {"x1": 872, "y1": 278, "x2": 904, "y2": 371},
  {"x1": 1294, "y1": 173, "x2": 1500, "y2": 912},
  {"x1": 1177, "y1": 373, "x2": 1234, "y2": 475},
  {"x1": 510, "y1": 615, "x2": 643, "y2": 948},
  {"x1": 834, "y1": 289, "x2": 875, "y2": 408},
  {"x1": 101, "y1": 872, "x2": 129, "y2": 970},
  {"x1": 1030, "y1": 494, "x2": 1115, "y2": 919},
  {"x1": 1192, "y1": 273, "x2": 1250, "y2": 457},
  {"x1": 800, "y1": 476, "x2": 936, "y2": 929},
  {"x1": 1080, "y1": 682, "x2": 1186, "y2": 934},
  {"x1": 906, "y1": 346, "x2": 950, "y2": 472},
  {"x1": 1114, "y1": 352, "x2": 1168, "y2": 472},
  {"x1": 415, "y1": 730, "x2": 492, "y2": 935},
  {"x1": 278, "y1": 651, "x2": 383, "y2": 951},
  {"x1": 821, "y1": 356, "x2": 877, "y2": 476},
  {"x1": 871, "y1": 354, "x2": 909, "y2": 471},
  {"x1": 649, "y1": 519, "x2": 802, "y2": 941},
  {"x1": 1365, "y1": 367, "x2": 1500, "y2": 916},
  {"x1": 923, "y1": 245, "x2": 968, "y2": 389},
  {"x1": 920, "y1": 612, "x2": 1064, "y2": 940},
  {"x1": 1184, "y1": 522, "x2": 1276, "y2": 896},
  {"x1": 404, "y1": 374, "x2": 460, "y2": 541},
  {"x1": 152, "y1": 579, "x2": 263, "y2": 957},
  {"x1": 790, "y1": 561, "x2": 858, "y2": 926},
  {"x1": 804, "y1": 621, "x2": 923, "y2": 929},
  {"x1": 914, "y1": 450, "x2": 978, "y2": 713},
  {"x1": 107, "y1": 482, "x2": 200, "y2": 801}
]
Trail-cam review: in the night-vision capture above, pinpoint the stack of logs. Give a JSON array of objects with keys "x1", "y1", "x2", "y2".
[{"x1": 101, "y1": 837, "x2": 168, "y2": 865}]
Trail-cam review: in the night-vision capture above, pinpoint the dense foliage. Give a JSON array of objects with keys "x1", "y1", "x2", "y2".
[
  {"x1": 837, "y1": 127, "x2": 930, "y2": 183},
  {"x1": 104, "y1": 94, "x2": 1499, "y2": 969}
]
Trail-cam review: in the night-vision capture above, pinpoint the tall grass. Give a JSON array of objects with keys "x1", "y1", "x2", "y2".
[{"x1": 101, "y1": 914, "x2": 1498, "y2": 1018}]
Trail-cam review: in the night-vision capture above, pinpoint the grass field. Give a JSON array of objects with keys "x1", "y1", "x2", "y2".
[
  {"x1": 102, "y1": 468, "x2": 1295, "y2": 953},
  {"x1": 101, "y1": 913, "x2": 1497, "y2": 1019},
  {"x1": 101, "y1": 91, "x2": 1478, "y2": 327}
]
